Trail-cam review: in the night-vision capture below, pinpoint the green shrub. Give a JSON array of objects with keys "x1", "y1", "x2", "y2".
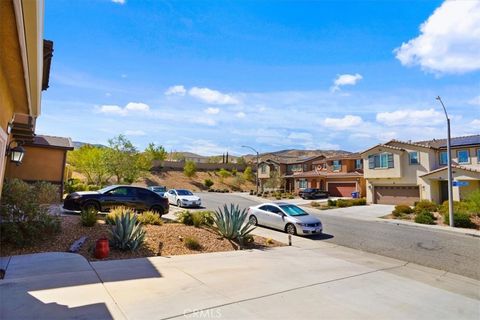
[
  {"x1": 204, "y1": 179, "x2": 214, "y2": 189},
  {"x1": 0, "y1": 179, "x2": 61, "y2": 246},
  {"x1": 109, "y1": 210, "x2": 146, "y2": 251},
  {"x1": 444, "y1": 211, "x2": 475, "y2": 229},
  {"x1": 213, "y1": 204, "x2": 256, "y2": 241},
  {"x1": 275, "y1": 196, "x2": 281, "y2": 200},
  {"x1": 352, "y1": 198, "x2": 367, "y2": 206},
  {"x1": 311, "y1": 201, "x2": 321, "y2": 207},
  {"x1": 465, "y1": 189, "x2": 480, "y2": 216},
  {"x1": 414, "y1": 200, "x2": 437, "y2": 213},
  {"x1": 192, "y1": 211, "x2": 214, "y2": 227},
  {"x1": 80, "y1": 208, "x2": 98, "y2": 227},
  {"x1": 176, "y1": 210, "x2": 194, "y2": 226},
  {"x1": 184, "y1": 237, "x2": 201, "y2": 250},
  {"x1": 249, "y1": 190, "x2": 254, "y2": 195},
  {"x1": 265, "y1": 238, "x2": 274, "y2": 245},
  {"x1": 439, "y1": 200, "x2": 470, "y2": 215},
  {"x1": 138, "y1": 211, "x2": 163, "y2": 225},
  {"x1": 392, "y1": 205, "x2": 414, "y2": 217},
  {"x1": 415, "y1": 211, "x2": 435, "y2": 225},
  {"x1": 33, "y1": 181, "x2": 60, "y2": 204},
  {"x1": 327, "y1": 199, "x2": 337, "y2": 207},
  {"x1": 288, "y1": 195, "x2": 294, "y2": 199},
  {"x1": 336, "y1": 199, "x2": 353, "y2": 208},
  {"x1": 72, "y1": 183, "x2": 87, "y2": 192},
  {"x1": 86, "y1": 184, "x2": 100, "y2": 191},
  {"x1": 64, "y1": 178, "x2": 82, "y2": 194},
  {"x1": 106, "y1": 206, "x2": 135, "y2": 225}
]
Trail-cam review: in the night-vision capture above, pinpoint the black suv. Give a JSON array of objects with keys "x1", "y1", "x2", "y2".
[
  {"x1": 63, "y1": 185, "x2": 169, "y2": 215},
  {"x1": 298, "y1": 188, "x2": 329, "y2": 200}
]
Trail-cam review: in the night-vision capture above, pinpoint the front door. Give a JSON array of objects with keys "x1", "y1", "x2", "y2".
[
  {"x1": 311, "y1": 180, "x2": 317, "y2": 188},
  {"x1": 440, "y1": 181, "x2": 448, "y2": 203}
]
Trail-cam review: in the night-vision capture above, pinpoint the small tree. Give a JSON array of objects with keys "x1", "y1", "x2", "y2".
[
  {"x1": 265, "y1": 170, "x2": 281, "y2": 189},
  {"x1": 204, "y1": 179, "x2": 214, "y2": 189},
  {"x1": 236, "y1": 157, "x2": 247, "y2": 166},
  {"x1": 218, "y1": 168, "x2": 231, "y2": 183},
  {"x1": 243, "y1": 166, "x2": 254, "y2": 182},
  {"x1": 184, "y1": 160, "x2": 197, "y2": 178}
]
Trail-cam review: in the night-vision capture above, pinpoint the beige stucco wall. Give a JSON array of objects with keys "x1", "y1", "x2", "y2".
[{"x1": 363, "y1": 148, "x2": 403, "y2": 179}]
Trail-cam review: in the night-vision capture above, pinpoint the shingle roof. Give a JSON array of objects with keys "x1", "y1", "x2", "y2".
[
  {"x1": 284, "y1": 170, "x2": 363, "y2": 179},
  {"x1": 360, "y1": 143, "x2": 404, "y2": 155},
  {"x1": 420, "y1": 165, "x2": 480, "y2": 177},
  {"x1": 29, "y1": 135, "x2": 74, "y2": 150},
  {"x1": 415, "y1": 134, "x2": 480, "y2": 149}
]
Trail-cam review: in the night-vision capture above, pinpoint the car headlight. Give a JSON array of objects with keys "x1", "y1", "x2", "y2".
[
  {"x1": 70, "y1": 194, "x2": 81, "y2": 200},
  {"x1": 295, "y1": 222, "x2": 307, "y2": 227}
]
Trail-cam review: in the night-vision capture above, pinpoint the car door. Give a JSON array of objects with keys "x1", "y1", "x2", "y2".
[
  {"x1": 167, "y1": 190, "x2": 177, "y2": 204},
  {"x1": 266, "y1": 205, "x2": 287, "y2": 229},
  {"x1": 135, "y1": 188, "x2": 154, "y2": 211},
  {"x1": 254, "y1": 205, "x2": 272, "y2": 226},
  {"x1": 103, "y1": 187, "x2": 136, "y2": 210}
]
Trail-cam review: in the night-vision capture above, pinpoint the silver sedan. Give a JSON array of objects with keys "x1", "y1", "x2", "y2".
[{"x1": 247, "y1": 202, "x2": 322, "y2": 236}]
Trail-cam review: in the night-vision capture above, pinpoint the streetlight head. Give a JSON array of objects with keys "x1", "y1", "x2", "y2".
[{"x1": 436, "y1": 96, "x2": 440, "y2": 100}]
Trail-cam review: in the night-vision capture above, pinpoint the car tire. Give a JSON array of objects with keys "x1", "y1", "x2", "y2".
[
  {"x1": 249, "y1": 215, "x2": 258, "y2": 226},
  {"x1": 150, "y1": 205, "x2": 164, "y2": 216},
  {"x1": 177, "y1": 200, "x2": 182, "y2": 208},
  {"x1": 286, "y1": 223, "x2": 297, "y2": 235},
  {"x1": 83, "y1": 201, "x2": 99, "y2": 212}
]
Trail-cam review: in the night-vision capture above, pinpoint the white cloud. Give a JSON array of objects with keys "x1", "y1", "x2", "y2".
[
  {"x1": 193, "y1": 117, "x2": 217, "y2": 126},
  {"x1": 98, "y1": 102, "x2": 150, "y2": 116},
  {"x1": 188, "y1": 87, "x2": 239, "y2": 105},
  {"x1": 124, "y1": 130, "x2": 146, "y2": 136},
  {"x1": 112, "y1": 0, "x2": 126, "y2": 4},
  {"x1": 205, "y1": 107, "x2": 220, "y2": 115},
  {"x1": 288, "y1": 132, "x2": 312, "y2": 140},
  {"x1": 165, "y1": 85, "x2": 186, "y2": 96},
  {"x1": 471, "y1": 119, "x2": 480, "y2": 127},
  {"x1": 394, "y1": 1, "x2": 480, "y2": 74},
  {"x1": 331, "y1": 73, "x2": 363, "y2": 92},
  {"x1": 184, "y1": 140, "x2": 226, "y2": 156},
  {"x1": 235, "y1": 112, "x2": 246, "y2": 118},
  {"x1": 376, "y1": 108, "x2": 443, "y2": 126},
  {"x1": 468, "y1": 96, "x2": 480, "y2": 106},
  {"x1": 323, "y1": 115, "x2": 363, "y2": 130}
]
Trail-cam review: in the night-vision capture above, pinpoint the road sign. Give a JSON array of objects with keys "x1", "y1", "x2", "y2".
[{"x1": 453, "y1": 181, "x2": 469, "y2": 187}]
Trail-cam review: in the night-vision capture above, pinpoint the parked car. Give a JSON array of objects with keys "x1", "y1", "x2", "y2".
[
  {"x1": 148, "y1": 185, "x2": 167, "y2": 197},
  {"x1": 165, "y1": 189, "x2": 201, "y2": 208},
  {"x1": 247, "y1": 202, "x2": 322, "y2": 236},
  {"x1": 63, "y1": 185, "x2": 169, "y2": 215},
  {"x1": 298, "y1": 188, "x2": 329, "y2": 199}
]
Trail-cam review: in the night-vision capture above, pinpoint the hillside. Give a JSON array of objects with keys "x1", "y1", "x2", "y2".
[{"x1": 243, "y1": 149, "x2": 351, "y2": 163}]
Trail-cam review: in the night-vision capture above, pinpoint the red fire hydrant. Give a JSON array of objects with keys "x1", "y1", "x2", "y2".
[{"x1": 95, "y1": 238, "x2": 110, "y2": 259}]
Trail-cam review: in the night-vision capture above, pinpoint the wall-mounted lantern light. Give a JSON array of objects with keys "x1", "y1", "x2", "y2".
[{"x1": 6, "y1": 141, "x2": 25, "y2": 166}]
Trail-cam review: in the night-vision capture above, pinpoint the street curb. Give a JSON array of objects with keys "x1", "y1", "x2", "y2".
[{"x1": 375, "y1": 218, "x2": 480, "y2": 238}]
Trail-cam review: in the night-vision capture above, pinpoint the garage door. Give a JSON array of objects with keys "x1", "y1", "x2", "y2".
[
  {"x1": 374, "y1": 186, "x2": 420, "y2": 205},
  {"x1": 328, "y1": 182, "x2": 356, "y2": 197}
]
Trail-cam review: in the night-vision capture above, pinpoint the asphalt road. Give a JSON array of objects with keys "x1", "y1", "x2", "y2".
[{"x1": 192, "y1": 192, "x2": 480, "y2": 280}]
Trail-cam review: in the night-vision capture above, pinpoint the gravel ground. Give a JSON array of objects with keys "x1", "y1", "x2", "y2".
[{"x1": 0, "y1": 216, "x2": 282, "y2": 261}]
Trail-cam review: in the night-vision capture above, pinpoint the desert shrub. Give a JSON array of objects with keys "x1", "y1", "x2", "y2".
[
  {"x1": 327, "y1": 199, "x2": 337, "y2": 207},
  {"x1": 414, "y1": 200, "x2": 437, "y2": 214},
  {"x1": 439, "y1": 200, "x2": 470, "y2": 215},
  {"x1": 213, "y1": 204, "x2": 255, "y2": 242},
  {"x1": 392, "y1": 205, "x2": 414, "y2": 217},
  {"x1": 0, "y1": 179, "x2": 61, "y2": 246},
  {"x1": 249, "y1": 190, "x2": 254, "y2": 195},
  {"x1": 310, "y1": 201, "x2": 321, "y2": 208},
  {"x1": 64, "y1": 178, "x2": 81, "y2": 194},
  {"x1": 275, "y1": 196, "x2": 281, "y2": 200},
  {"x1": 33, "y1": 181, "x2": 59, "y2": 204},
  {"x1": 184, "y1": 237, "x2": 201, "y2": 250},
  {"x1": 414, "y1": 211, "x2": 435, "y2": 225},
  {"x1": 231, "y1": 168, "x2": 238, "y2": 176},
  {"x1": 72, "y1": 183, "x2": 87, "y2": 192},
  {"x1": 204, "y1": 179, "x2": 214, "y2": 189},
  {"x1": 138, "y1": 211, "x2": 163, "y2": 225},
  {"x1": 176, "y1": 210, "x2": 194, "y2": 225},
  {"x1": 183, "y1": 160, "x2": 197, "y2": 178},
  {"x1": 288, "y1": 195, "x2": 294, "y2": 199},
  {"x1": 106, "y1": 206, "x2": 135, "y2": 225},
  {"x1": 223, "y1": 189, "x2": 229, "y2": 193},
  {"x1": 465, "y1": 189, "x2": 480, "y2": 216},
  {"x1": 265, "y1": 238, "x2": 274, "y2": 245},
  {"x1": 86, "y1": 184, "x2": 100, "y2": 191},
  {"x1": 109, "y1": 210, "x2": 145, "y2": 251},
  {"x1": 192, "y1": 211, "x2": 214, "y2": 227},
  {"x1": 443, "y1": 211, "x2": 475, "y2": 228},
  {"x1": 80, "y1": 208, "x2": 98, "y2": 227},
  {"x1": 336, "y1": 199, "x2": 353, "y2": 208},
  {"x1": 352, "y1": 198, "x2": 367, "y2": 206}
]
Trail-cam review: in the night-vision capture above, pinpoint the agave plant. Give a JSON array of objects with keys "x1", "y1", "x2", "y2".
[
  {"x1": 213, "y1": 204, "x2": 256, "y2": 242},
  {"x1": 109, "y1": 210, "x2": 146, "y2": 251}
]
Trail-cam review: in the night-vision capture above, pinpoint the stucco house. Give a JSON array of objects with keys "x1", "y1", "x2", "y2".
[
  {"x1": 287, "y1": 153, "x2": 366, "y2": 197},
  {"x1": 361, "y1": 135, "x2": 480, "y2": 205}
]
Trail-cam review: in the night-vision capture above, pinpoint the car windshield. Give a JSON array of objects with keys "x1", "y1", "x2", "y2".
[
  {"x1": 152, "y1": 187, "x2": 166, "y2": 192},
  {"x1": 279, "y1": 205, "x2": 308, "y2": 216},
  {"x1": 97, "y1": 185, "x2": 118, "y2": 194},
  {"x1": 177, "y1": 190, "x2": 193, "y2": 196}
]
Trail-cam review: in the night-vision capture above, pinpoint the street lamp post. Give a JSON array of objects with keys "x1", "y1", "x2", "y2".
[
  {"x1": 241, "y1": 145, "x2": 259, "y2": 195},
  {"x1": 436, "y1": 96, "x2": 454, "y2": 227}
]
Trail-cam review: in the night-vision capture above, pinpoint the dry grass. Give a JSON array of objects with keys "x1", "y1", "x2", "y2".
[{"x1": 0, "y1": 215, "x2": 283, "y2": 261}]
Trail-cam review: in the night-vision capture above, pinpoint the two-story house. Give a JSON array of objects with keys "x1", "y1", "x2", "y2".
[
  {"x1": 258, "y1": 155, "x2": 325, "y2": 192},
  {"x1": 361, "y1": 135, "x2": 480, "y2": 205},
  {"x1": 287, "y1": 153, "x2": 366, "y2": 197}
]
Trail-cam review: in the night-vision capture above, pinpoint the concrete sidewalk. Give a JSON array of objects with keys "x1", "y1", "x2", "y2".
[{"x1": 1, "y1": 237, "x2": 479, "y2": 319}]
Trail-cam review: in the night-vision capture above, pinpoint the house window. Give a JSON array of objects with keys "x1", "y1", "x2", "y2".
[
  {"x1": 439, "y1": 151, "x2": 448, "y2": 165},
  {"x1": 477, "y1": 149, "x2": 480, "y2": 163},
  {"x1": 368, "y1": 153, "x2": 394, "y2": 169},
  {"x1": 458, "y1": 150, "x2": 469, "y2": 164},
  {"x1": 332, "y1": 160, "x2": 341, "y2": 171},
  {"x1": 355, "y1": 159, "x2": 362, "y2": 169},
  {"x1": 287, "y1": 164, "x2": 302, "y2": 172},
  {"x1": 409, "y1": 152, "x2": 419, "y2": 165},
  {"x1": 260, "y1": 164, "x2": 267, "y2": 174},
  {"x1": 298, "y1": 179, "x2": 307, "y2": 189}
]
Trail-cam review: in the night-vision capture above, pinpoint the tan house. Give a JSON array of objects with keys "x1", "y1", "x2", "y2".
[
  {"x1": 361, "y1": 135, "x2": 480, "y2": 205},
  {"x1": 258, "y1": 155, "x2": 325, "y2": 192},
  {"x1": 0, "y1": 0, "x2": 71, "y2": 197},
  {"x1": 287, "y1": 153, "x2": 366, "y2": 197}
]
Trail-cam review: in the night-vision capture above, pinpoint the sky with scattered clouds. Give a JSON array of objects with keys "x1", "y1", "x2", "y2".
[{"x1": 37, "y1": 0, "x2": 480, "y2": 155}]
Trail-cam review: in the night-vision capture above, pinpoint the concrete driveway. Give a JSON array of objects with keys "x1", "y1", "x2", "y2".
[
  {"x1": 309, "y1": 204, "x2": 395, "y2": 220},
  {"x1": 1, "y1": 236, "x2": 479, "y2": 320}
]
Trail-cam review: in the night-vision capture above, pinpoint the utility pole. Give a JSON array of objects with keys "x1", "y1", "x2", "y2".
[
  {"x1": 436, "y1": 96, "x2": 454, "y2": 227},
  {"x1": 241, "y1": 145, "x2": 259, "y2": 194}
]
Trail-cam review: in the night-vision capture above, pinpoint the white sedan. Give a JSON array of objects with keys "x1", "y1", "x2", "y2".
[
  {"x1": 165, "y1": 189, "x2": 202, "y2": 208},
  {"x1": 247, "y1": 202, "x2": 322, "y2": 236}
]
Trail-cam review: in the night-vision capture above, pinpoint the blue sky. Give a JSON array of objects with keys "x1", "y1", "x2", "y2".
[{"x1": 38, "y1": 0, "x2": 480, "y2": 155}]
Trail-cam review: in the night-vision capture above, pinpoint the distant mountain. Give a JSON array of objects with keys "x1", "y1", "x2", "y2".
[{"x1": 72, "y1": 141, "x2": 107, "y2": 149}]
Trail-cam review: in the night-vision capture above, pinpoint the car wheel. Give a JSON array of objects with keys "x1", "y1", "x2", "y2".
[
  {"x1": 177, "y1": 200, "x2": 182, "y2": 208},
  {"x1": 83, "y1": 201, "x2": 99, "y2": 212},
  {"x1": 150, "y1": 205, "x2": 164, "y2": 216},
  {"x1": 286, "y1": 223, "x2": 297, "y2": 235},
  {"x1": 249, "y1": 215, "x2": 258, "y2": 226}
]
